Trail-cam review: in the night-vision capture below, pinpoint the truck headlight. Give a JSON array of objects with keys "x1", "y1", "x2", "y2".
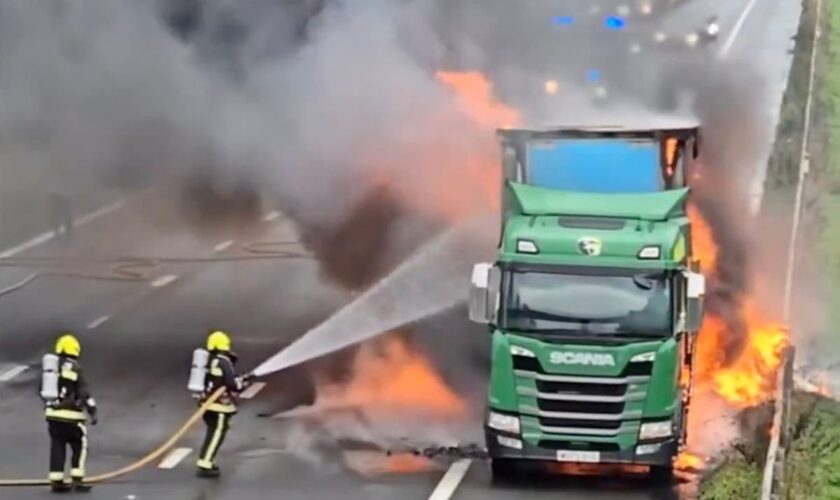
[
  {"x1": 637, "y1": 245, "x2": 661, "y2": 259},
  {"x1": 639, "y1": 420, "x2": 673, "y2": 440},
  {"x1": 516, "y1": 239, "x2": 539, "y2": 254},
  {"x1": 497, "y1": 436, "x2": 523, "y2": 450},
  {"x1": 510, "y1": 345, "x2": 536, "y2": 358},
  {"x1": 630, "y1": 351, "x2": 656, "y2": 362},
  {"x1": 488, "y1": 411, "x2": 521, "y2": 434},
  {"x1": 636, "y1": 443, "x2": 662, "y2": 455}
]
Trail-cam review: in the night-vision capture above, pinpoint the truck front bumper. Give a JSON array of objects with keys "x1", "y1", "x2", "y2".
[{"x1": 485, "y1": 427, "x2": 678, "y2": 466}]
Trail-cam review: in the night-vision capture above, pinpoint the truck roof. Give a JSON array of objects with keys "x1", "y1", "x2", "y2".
[
  {"x1": 499, "y1": 119, "x2": 700, "y2": 139},
  {"x1": 501, "y1": 182, "x2": 690, "y2": 269},
  {"x1": 500, "y1": 212, "x2": 689, "y2": 270},
  {"x1": 509, "y1": 182, "x2": 689, "y2": 221}
]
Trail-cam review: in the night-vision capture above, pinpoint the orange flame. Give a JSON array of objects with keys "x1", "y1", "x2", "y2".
[
  {"x1": 367, "y1": 71, "x2": 516, "y2": 223},
  {"x1": 322, "y1": 72, "x2": 516, "y2": 424},
  {"x1": 343, "y1": 451, "x2": 435, "y2": 477},
  {"x1": 431, "y1": 73, "x2": 793, "y2": 409},
  {"x1": 689, "y1": 208, "x2": 790, "y2": 408},
  {"x1": 435, "y1": 71, "x2": 520, "y2": 129},
  {"x1": 675, "y1": 451, "x2": 706, "y2": 471},
  {"x1": 316, "y1": 336, "x2": 466, "y2": 418}
]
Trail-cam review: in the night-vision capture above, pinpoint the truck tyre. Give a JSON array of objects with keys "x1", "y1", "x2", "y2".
[
  {"x1": 649, "y1": 463, "x2": 674, "y2": 484},
  {"x1": 490, "y1": 459, "x2": 518, "y2": 483}
]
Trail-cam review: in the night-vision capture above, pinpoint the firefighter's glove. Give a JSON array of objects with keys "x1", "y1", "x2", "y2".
[
  {"x1": 90, "y1": 415, "x2": 98, "y2": 426},
  {"x1": 235, "y1": 375, "x2": 253, "y2": 391}
]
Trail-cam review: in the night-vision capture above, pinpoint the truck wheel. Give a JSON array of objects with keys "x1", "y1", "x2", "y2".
[
  {"x1": 649, "y1": 463, "x2": 674, "y2": 484},
  {"x1": 490, "y1": 459, "x2": 519, "y2": 483}
]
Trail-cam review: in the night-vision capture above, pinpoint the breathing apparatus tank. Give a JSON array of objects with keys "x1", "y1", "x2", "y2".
[
  {"x1": 188, "y1": 348, "x2": 209, "y2": 395},
  {"x1": 41, "y1": 353, "x2": 60, "y2": 400}
]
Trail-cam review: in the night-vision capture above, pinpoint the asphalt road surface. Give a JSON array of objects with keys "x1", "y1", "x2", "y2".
[{"x1": 0, "y1": 0, "x2": 799, "y2": 499}]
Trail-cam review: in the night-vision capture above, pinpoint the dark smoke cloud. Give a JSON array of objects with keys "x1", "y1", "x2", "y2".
[
  {"x1": 688, "y1": 60, "x2": 771, "y2": 365},
  {"x1": 0, "y1": 0, "x2": 733, "y2": 289},
  {"x1": 0, "y1": 0, "x2": 485, "y2": 285},
  {"x1": 0, "y1": 0, "x2": 772, "y2": 339}
]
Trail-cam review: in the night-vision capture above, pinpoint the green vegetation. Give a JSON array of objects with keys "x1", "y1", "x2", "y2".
[
  {"x1": 815, "y1": 0, "x2": 840, "y2": 329},
  {"x1": 698, "y1": 455, "x2": 762, "y2": 500},
  {"x1": 782, "y1": 393, "x2": 840, "y2": 498},
  {"x1": 780, "y1": 1, "x2": 840, "y2": 495},
  {"x1": 697, "y1": 402, "x2": 772, "y2": 500},
  {"x1": 699, "y1": 0, "x2": 823, "y2": 495}
]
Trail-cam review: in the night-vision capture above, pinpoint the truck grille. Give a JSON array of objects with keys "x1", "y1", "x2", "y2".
[
  {"x1": 513, "y1": 355, "x2": 652, "y2": 431},
  {"x1": 535, "y1": 379, "x2": 626, "y2": 397},
  {"x1": 537, "y1": 399, "x2": 625, "y2": 414},
  {"x1": 538, "y1": 417, "x2": 622, "y2": 430}
]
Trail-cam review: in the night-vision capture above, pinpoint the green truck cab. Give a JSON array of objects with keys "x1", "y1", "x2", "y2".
[{"x1": 469, "y1": 124, "x2": 706, "y2": 480}]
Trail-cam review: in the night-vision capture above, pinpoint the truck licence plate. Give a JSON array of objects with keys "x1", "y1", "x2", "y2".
[{"x1": 556, "y1": 450, "x2": 601, "y2": 463}]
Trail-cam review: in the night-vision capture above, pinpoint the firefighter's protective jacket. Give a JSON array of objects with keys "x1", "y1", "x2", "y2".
[{"x1": 44, "y1": 356, "x2": 97, "y2": 422}]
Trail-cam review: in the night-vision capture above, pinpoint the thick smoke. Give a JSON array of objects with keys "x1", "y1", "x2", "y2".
[
  {"x1": 0, "y1": 0, "x2": 510, "y2": 289},
  {"x1": 0, "y1": 0, "x2": 775, "y2": 382},
  {"x1": 689, "y1": 60, "x2": 772, "y2": 365}
]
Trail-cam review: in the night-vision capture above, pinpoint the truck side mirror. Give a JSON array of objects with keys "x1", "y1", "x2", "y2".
[
  {"x1": 684, "y1": 271, "x2": 705, "y2": 332},
  {"x1": 686, "y1": 271, "x2": 705, "y2": 299},
  {"x1": 469, "y1": 263, "x2": 501, "y2": 324}
]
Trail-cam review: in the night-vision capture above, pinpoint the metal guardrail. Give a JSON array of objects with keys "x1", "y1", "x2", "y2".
[{"x1": 760, "y1": 347, "x2": 795, "y2": 500}]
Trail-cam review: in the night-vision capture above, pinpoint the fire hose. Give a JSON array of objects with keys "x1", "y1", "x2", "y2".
[
  {"x1": 0, "y1": 242, "x2": 302, "y2": 485},
  {"x1": 0, "y1": 387, "x2": 226, "y2": 487}
]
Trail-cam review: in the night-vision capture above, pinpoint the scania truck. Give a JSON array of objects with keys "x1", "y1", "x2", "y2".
[{"x1": 469, "y1": 123, "x2": 706, "y2": 480}]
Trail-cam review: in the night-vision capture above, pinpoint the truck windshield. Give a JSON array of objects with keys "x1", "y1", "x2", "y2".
[{"x1": 502, "y1": 270, "x2": 672, "y2": 337}]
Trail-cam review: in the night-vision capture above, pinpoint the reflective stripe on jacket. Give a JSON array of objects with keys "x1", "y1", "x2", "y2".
[
  {"x1": 203, "y1": 353, "x2": 241, "y2": 413},
  {"x1": 44, "y1": 355, "x2": 96, "y2": 422}
]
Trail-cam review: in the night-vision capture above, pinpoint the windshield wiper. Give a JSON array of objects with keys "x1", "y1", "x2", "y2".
[
  {"x1": 632, "y1": 272, "x2": 664, "y2": 290},
  {"x1": 617, "y1": 331, "x2": 670, "y2": 339},
  {"x1": 509, "y1": 309, "x2": 624, "y2": 323}
]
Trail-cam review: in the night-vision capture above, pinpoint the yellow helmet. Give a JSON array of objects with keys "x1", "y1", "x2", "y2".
[
  {"x1": 207, "y1": 330, "x2": 232, "y2": 352},
  {"x1": 55, "y1": 334, "x2": 81, "y2": 357}
]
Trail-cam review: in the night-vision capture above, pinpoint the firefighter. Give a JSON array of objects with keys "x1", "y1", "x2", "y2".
[
  {"x1": 42, "y1": 334, "x2": 98, "y2": 493},
  {"x1": 195, "y1": 330, "x2": 249, "y2": 478}
]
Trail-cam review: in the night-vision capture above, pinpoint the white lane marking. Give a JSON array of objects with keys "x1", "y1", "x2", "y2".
[
  {"x1": 428, "y1": 459, "x2": 472, "y2": 500},
  {"x1": 158, "y1": 447, "x2": 192, "y2": 469},
  {"x1": 0, "y1": 272, "x2": 39, "y2": 298},
  {"x1": 150, "y1": 274, "x2": 178, "y2": 288},
  {"x1": 87, "y1": 315, "x2": 111, "y2": 330},
  {"x1": 720, "y1": 0, "x2": 759, "y2": 57},
  {"x1": 239, "y1": 382, "x2": 266, "y2": 400},
  {"x1": 262, "y1": 211, "x2": 281, "y2": 222},
  {"x1": 0, "y1": 199, "x2": 128, "y2": 259},
  {"x1": 0, "y1": 365, "x2": 29, "y2": 382},
  {"x1": 73, "y1": 199, "x2": 128, "y2": 226},
  {"x1": 87, "y1": 273, "x2": 176, "y2": 330},
  {"x1": 213, "y1": 240, "x2": 234, "y2": 253}
]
